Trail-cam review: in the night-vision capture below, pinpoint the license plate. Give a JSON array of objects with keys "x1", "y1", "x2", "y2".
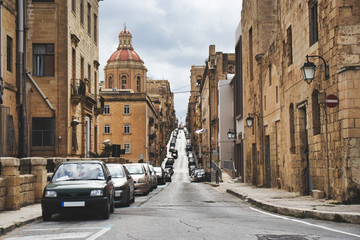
[
  {"x1": 115, "y1": 190, "x2": 122, "y2": 197},
  {"x1": 62, "y1": 201, "x2": 85, "y2": 207}
]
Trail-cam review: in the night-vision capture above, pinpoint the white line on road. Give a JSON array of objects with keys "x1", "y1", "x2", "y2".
[
  {"x1": 5, "y1": 232, "x2": 93, "y2": 240},
  {"x1": 249, "y1": 207, "x2": 360, "y2": 238},
  {"x1": 86, "y1": 224, "x2": 113, "y2": 240}
]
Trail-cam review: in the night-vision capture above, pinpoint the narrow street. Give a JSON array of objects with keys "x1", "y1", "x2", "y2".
[{"x1": 2, "y1": 131, "x2": 360, "y2": 240}]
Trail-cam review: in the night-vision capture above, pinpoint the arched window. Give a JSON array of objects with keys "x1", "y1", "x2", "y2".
[
  {"x1": 121, "y1": 75, "x2": 127, "y2": 89},
  {"x1": 289, "y1": 103, "x2": 295, "y2": 153},
  {"x1": 312, "y1": 90, "x2": 321, "y2": 135},
  {"x1": 137, "y1": 76, "x2": 141, "y2": 92},
  {"x1": 108, "y1": 75, "x2": 113, "y2": 88}
]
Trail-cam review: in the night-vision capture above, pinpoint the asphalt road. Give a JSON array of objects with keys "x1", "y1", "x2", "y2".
[{"x1": 2, "y1": 130, "x2": 360, "y2": 240}]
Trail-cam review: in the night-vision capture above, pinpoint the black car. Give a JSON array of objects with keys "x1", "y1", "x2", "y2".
[
  {"x1": 41, "y1": 161, "x2": 115, "y2": 221},
  {"x1": 186, "y1": 144, "x2": 192, "y2": 152},
  {"x1": 171, "y1": 150, "x2": 178, "y2": 159},
  {"x1": 165, "y1": 157, "x2": 175, "y2": 167}
]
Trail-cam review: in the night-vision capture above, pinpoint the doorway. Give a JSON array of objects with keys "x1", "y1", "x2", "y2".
[
  {"x1": 265, "y1": 135, "x2": 271, "y2": 188},
  {"x1": 298, "y1": 105, "x2": 313, "y2": 195}
]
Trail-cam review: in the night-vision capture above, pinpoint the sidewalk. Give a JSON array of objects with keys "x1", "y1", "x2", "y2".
[
  {"x1": 0, "y1": 204, "x2": 42, "y2": 236},
  {"x1": 210, "y1": 171, "x2": 360, "y2": 224}
]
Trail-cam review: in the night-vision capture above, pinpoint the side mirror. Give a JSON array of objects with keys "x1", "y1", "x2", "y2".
[
  {"x1": 47, "y1": 176, "x2": 52, "y2": 182},
  {"x1": 107, "y1": 175, "x2": 112, "y2": 181},
  {"x1": 127, "y1": 175, "x2": 132, "y2": 180}
]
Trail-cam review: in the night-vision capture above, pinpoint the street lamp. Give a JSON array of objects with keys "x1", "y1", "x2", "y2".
[
  {"x1": 227, "y1": 129, "x2": 236, "y2": 140},
  {"x1": 246, "y1": 113, "x2": 260, "y2": 128},
  {"x1": 301, "y1": 55, "x2": 329, "y2": 84},
  {"x1": 246, "y1": 116, "x2": 254, "y2": 128}
]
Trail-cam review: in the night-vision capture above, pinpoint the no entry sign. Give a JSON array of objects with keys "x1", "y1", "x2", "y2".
[{"x1": 325, "y1": 94, "x2": 339, "y2": 108}]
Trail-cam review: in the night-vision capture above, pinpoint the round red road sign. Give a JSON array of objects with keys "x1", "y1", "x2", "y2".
[{"x1": 325, "y1": 94, "x2": 339, "y2": 108}]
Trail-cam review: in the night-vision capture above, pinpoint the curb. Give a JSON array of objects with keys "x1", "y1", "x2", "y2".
[
  {"x1": 0, "y1": 215, "x2": 42, "y2": 237},
  {"x1": 226, "y1": 189, "x2": 360, "y2": 225}
]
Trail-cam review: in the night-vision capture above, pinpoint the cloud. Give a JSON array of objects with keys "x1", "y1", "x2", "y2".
[{"x1": 99, "y1": 0, "x2": 242, "y2": 122}]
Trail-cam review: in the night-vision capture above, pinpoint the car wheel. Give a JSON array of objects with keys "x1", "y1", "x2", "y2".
[
  {"x1": 102, "y1": 199, "x2": 110, "y2": 219},
  {"x1": 110, "y1": 198, "x2": 115, "y2": 213},
  {"x1": 124, "y1": 190, "x2": 131, "y2": 207},
  {"x1": 130, "y1": 192, "x2": 135, "y2": 203},
  {"x1": 42, "y1": 211, "x2": 52, "y2": 221}
]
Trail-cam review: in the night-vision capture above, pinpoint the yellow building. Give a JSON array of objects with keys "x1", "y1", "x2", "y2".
[
  {"x1": 99, "y1": 27, "x2": 161, "y2": 165},
  {"x1": 1, "y1": 0, "x2": 102, "y2": 158}
]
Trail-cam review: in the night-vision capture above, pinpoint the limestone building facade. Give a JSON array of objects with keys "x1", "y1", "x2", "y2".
[
  {"x1": 99, "y1": 28, "x2": 174, "y2": 165},
  {"x1": 186, "y1": 65, "x2": 204, "y2": 159},
  {"x1": 200, "y1": 45, "x2": 235, "y2": 172},
  {"x1": 1, "y1": 0, "x2": 103, "y2": 158},
  {"x1": 241, "y1": 0, "x2": 360, "y2": 202}
]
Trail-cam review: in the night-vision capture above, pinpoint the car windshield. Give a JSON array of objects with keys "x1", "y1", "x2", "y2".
[
  {"x1": 52, "y1": 163, "x2": 105, "y2": 181},
  {"x1": 125, "y1": 165, "x2": 144, "y2": 174},
  {"x1": 107, "y1": 165, "x2": 125, "y2": 178}
]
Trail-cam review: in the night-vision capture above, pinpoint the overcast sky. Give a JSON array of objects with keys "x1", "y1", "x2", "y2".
[{"x1": 99, "y1": 0, "x2": 242, "y2": 124}]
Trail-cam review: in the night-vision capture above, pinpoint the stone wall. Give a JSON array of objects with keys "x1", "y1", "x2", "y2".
[{"x1": 0, "y1": 157, "x2": 126, "y2": 211}]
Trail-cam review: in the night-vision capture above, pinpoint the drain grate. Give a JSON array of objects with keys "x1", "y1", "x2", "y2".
[{"x1": 257, "y1": 235, "x2": 309, "y2": 240}]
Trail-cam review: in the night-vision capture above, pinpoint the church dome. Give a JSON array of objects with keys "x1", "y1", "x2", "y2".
[{"x1": 107, "y1": 26, "x2": 143, "y2": 63}]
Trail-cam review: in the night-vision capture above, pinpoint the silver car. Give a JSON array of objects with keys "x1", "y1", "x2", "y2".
[
  {"x1": 124, "y1": 164, "x2": 150, "y2": 196},
  {"x1": 107, "y1": 164, "x2": 135, "y2": 207}
]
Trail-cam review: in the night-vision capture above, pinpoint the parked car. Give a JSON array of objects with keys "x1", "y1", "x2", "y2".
[
  {"x1": 149, "y1": 165, "x2": 158, "y2": 189},
  {"x1": 142, "y1": 163, "x2": 155, "y2": 191},
  {"x1": 124, "y1": 164, "x2": 150, "y2": 196},
  {"x1": 186, "y1": 144, "x2": 192, "y2": 152},
  {"x1": 169, "y1": 145, "x2": 176, "y2": 152},
  {"x1": 171, "y1": 150, "x2": 178, "y2": 159},
  {"x1": 188, "y1": 165, "x2": 196, "y2": 175},
  {"x1": 153, "y1": 167, "x2": 166, "y2": 185},
  {"x1": 41, "y1": 161, "x2": 115, "y2": 221},
  {"x1": 107, "y1": 164, "x2": 135, "y2": 207},
  {"x1": 191, "y1": 168, "x2": 206, "y2": 182},
  {"x1": 188, "y1": 158, "x2": 196, "y2": 168},
  {"x1": 165, "y1": 158, "x2": 175, "y2": 168},
  {"x1": 164, "y1": 167, "x2": 173, "y2": 181}
]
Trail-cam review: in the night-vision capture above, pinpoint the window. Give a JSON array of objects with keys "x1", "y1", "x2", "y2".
[
  {"x1": 108, "y1": 76, "x2": 113, "y2": 89},
  {"x1": 71, "y1": 0, "x2": 76, "y2": 13},
  {"x1": 121, "y1": 75, "x2": 127, "y2": 89},
  {"x1": 249, "y1": 27, "x2": 253, "y2": 81},
  {"x1": 33, "y1": 44, "x2": 55, "y2": 76},
  {"x1": 124, "y1": 105, "x2": 130, "y2": 114},
  {"x1": 87, "y1": 64, "x2": 91, "y2": 93},
  {"x1": 124, "y1": 143, "x2": 130, "y2": 153},
  {"x1": 286, "y1": 26, "x2": 293, "y2": 66},
  {"x1": 7, "y1": 36, "x2": 13, "y2": 72},
  {"x1": 72, "y1": 48, "x2": 76, "y2": 80},
  {"x1": 276, "y1": 86, "x2": 279, "y2": 103},
  {"x1": 309, "y1": 0, "x2": 318, "y2": 46},
  {"x1": 80, "y1": 0, "x2": 84, "y2": 25},
  {"x1": 124, "y1": 124, "x2": 130, "y2": 134},
  {"x1": 104, "y1": 124, "x2": 110, "y2": 134},
  {"x1": 289, "y1": 104, "x2": 295, "y2": 153},
  {"x1": 268, "y1": 64, "x2": 272, "y2": 86},
  {"x1": 94, "y1": 14, "x2": 97, "y2": 43},
  {"x1": 312, "y1": 90, "x2": 321, "y2": 135},
  {"x1": 81, "y1": 57, "x2": 84, "y2": 80},
  {"x1": 136, "y1": 76, "x2": 141, "y2": 91},
  {"x1": 104, "y1": 105, "x2": 110, "y2": 114},
  {"x1": 264, "y1": 95, "x2": 267, "y2": 111},
  {"x1": 32, "y1": 118, "x2": 54, "y2": 147},
  {"x1": 87, "y1": 3, "x2": 91, "y2": 35}
]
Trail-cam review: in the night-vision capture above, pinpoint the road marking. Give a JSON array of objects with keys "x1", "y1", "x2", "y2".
[
  {"x1": 5, "y1": 232, "x2": 92, "y2": 240},
  {"x1": 86, "y1": 224, "x2": 113, "y2": 240},
  {"x1": 249, "y1": 207, "x2": 360, "y2": 238}
]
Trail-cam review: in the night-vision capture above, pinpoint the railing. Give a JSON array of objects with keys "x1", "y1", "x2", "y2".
[
  {"x1": 211, "y1": 161, "x2": 222, "y2": 182},
  {"x1": 223, "y1": 160, "x2": 236, "y2": 179},
  {"x1": 71, "y1": 79, "x2": 86, "y2": 97}
]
